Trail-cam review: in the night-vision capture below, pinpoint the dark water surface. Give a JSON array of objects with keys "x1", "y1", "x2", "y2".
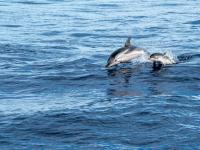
[{"x1": 0, "y1": 0, "x2": 200, "y2": 149}]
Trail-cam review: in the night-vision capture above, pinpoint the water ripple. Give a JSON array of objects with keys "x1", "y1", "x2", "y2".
[{"x1": 0, "y1": 0, "x2": 200, "y2": 149}]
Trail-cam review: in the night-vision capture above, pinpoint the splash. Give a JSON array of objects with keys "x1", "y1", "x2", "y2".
[{"x1": 164, "y1": 50, "x2": 178, "y2": 63}]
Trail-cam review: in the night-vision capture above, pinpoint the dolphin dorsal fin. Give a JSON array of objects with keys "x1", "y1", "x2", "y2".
[{"x1": 124, "y1": 37, "x2": 132, "y2": 47}]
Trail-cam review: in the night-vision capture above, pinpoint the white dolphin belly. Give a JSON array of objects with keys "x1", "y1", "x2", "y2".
[{"x1": 116, "y1": 50, "x2": 145, "y2": 63}]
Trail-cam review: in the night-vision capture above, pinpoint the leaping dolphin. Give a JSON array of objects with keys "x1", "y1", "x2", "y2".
[
  {"x1": 105, "y1": 37, "x2": 146, "y2": 68},
  {"x1": 149, "y1": 52, "x2": 175, "y2": 65},
  {"x1": 149, "y1": 52, "x2": 176, "y2": 70}
]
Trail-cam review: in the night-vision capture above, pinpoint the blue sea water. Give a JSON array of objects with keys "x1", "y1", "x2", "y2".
[{"x1": 0, "y1": 0, "x2": 200, "y2": 149}]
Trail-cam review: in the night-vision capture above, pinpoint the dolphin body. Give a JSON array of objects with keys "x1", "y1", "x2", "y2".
[
  {"x1": 149, "y1": 52, "x2": 176, "y2": 70},
  {"x1": 105, "y1": 38, "x2": 146, "y2": 68},
  {"x1": 149, "y1": 52, "x2": 176, "y2": 65}
]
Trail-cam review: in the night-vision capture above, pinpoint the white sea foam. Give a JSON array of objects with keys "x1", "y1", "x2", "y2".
[{"x1": 164, "y1": 50, "x2": 178, "y2": 63}]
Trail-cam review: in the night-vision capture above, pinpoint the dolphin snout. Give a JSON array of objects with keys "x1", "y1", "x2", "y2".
[
  {"x1": 105, "y1": 63, "x2": 110, "y2": 68},
  {"x1": 105, "y1": 55, "x2": 118, "y2": 68},
  {"x1": 105, "y1": 61, "x2": 117, "y2": 68}
]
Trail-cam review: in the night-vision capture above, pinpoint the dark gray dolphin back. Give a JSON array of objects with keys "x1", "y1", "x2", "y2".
[
  {"x1": 110, "y1": 37, "x2": 133, "y2": 58},
  {"x1": 150, "y1": 53, "x2": 165, "y2": 58}
]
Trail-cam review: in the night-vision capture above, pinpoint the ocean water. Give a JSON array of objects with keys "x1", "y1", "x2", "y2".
[{"x1": 0, "y1": 0, "x2": 200, "y2": 149}]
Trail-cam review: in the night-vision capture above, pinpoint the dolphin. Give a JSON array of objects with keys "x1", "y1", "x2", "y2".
[
  {"x1": 105, "y1": 37, "x2": 146, "y2": 68},
  {"x1": 149, "y1": 52, "x2": 176, "y2": 65},
  {"x1": 149, "y1": 52, "x2": 176, "y2": 70}
]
